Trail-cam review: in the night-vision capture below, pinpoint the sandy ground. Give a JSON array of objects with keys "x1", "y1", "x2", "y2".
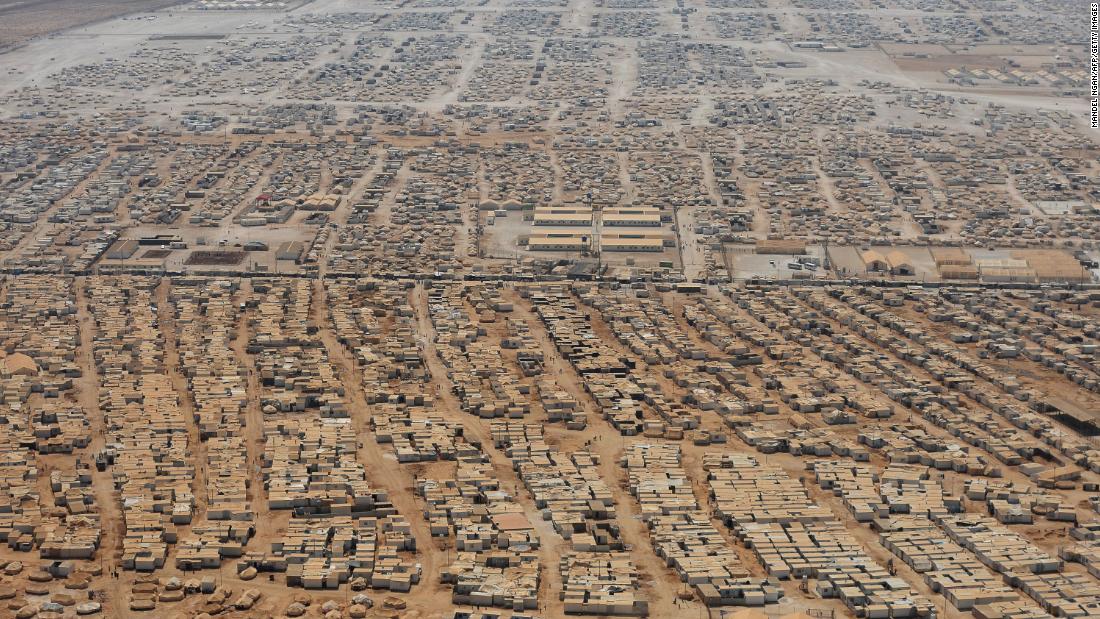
[
  {"x1": 0, "y1": 0, "x2": 183, "y2": 50},
  {"x1": 2, "y1": 0, "x2": 1100, "y2": 616}
]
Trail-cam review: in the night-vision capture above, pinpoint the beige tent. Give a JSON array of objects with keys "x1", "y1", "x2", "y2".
[
  {"x1": 885, "y1": 250, "x2": 914, "y2": 275},
  {"x1": 2, "y1": 353, "x2": 38, "y2": 376},
  {"x1": 861, "y1": 249, "x2": 888, "y2": 272}
]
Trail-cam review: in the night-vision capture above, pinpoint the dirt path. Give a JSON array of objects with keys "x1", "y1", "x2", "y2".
[
  {"x1": 230, "y1": 278, "x2": 280, "y2": 545},
  {"x1": 73, "y1": 276, "x2": 127, "y2": 614},
  {"x1": 153, "y1": 278, "x2": 211, "y2": 565},
  {"x1": 432, "y1": 35, "x2": 486, "y2": 113},
  {"x1": 451, "y1": 288, "x2": 572, "y2": 616},
  {"x1": 409, "y1": 282, "x2": 613, "y2": 616},
  {"x1": 310, "y1": 280, "x2": 453, "y2": 611},
  {"x1": 607, "y1": 40, "x2": 636, "y2": 118},
  {"x1": 497, "y1": 286, "x2": 706, "y2": 617},
  {"x1": 6, "y1": 147, "x2": 113, "y2": 259},
  {"x1": 677, "y1": 152, "x2": 711, "y2": 281},
  {"x1": 317, "y1": 151, "x2": 386, "y2": 277}
]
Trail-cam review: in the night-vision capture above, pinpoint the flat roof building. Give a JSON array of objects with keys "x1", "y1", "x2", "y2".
[
  {"x1": 527, "y1": 233, "x2": 589, "y2": 251},
  {"x1": 601, "y1": 237, "x2": 664, "y2": 252},
  {"x1": 602, "y1": 208, "x2": 663, "y2": 227},
  {"x1": 532, "y1": 207, "x2": 593, "y2": 226}
]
